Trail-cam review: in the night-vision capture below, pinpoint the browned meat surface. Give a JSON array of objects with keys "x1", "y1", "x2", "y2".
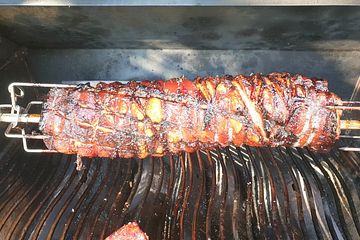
[
  {"x1": 105, "y1": 222, "x2": 149, "y2": 240},
  {"x1": 40, "y1": 73, "x2": 342, "y2": 158}
]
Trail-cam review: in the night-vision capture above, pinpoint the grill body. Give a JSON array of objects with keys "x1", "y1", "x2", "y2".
[{"x1": 0, "y1": 5, "x2": 359, "y2": 240}]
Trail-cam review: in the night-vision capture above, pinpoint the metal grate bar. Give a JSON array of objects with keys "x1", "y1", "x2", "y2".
[{"x1": 18, "y1": 156, "x2": 72, "y2": 240}]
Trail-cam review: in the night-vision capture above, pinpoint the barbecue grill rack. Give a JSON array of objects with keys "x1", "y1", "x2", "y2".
[
  {"x1": 0, "y1": 82, "x2": 359, "y2": 153},
  {"x1": 0, "y1": 139, "x2": 359, "y2": 239}
]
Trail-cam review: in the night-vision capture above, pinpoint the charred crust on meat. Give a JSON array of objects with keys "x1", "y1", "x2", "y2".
[{"x1": 41, "y1": 72, "x2": 342, "y2": 158}]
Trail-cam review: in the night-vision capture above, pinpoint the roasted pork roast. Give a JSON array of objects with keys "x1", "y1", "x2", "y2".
[{"x1": 40, "y1": 73, "x2": 342, "y2": 158}]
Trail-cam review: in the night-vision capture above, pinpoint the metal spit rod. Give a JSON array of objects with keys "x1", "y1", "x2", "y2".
[
  {"x1": 0, "y1": 113, "x2": 41, "y2": 123},
  {"x1": 1, "y1": 114, "x2": 359, "y2": 128}
]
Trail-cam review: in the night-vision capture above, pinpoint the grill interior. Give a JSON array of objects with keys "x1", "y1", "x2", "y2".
[
  {"x1": 0, "y1": 5, "x2": 359, "y2": 240},
  {"x1": 0, "y1": 139, "x2": 359, "y2": 239}
]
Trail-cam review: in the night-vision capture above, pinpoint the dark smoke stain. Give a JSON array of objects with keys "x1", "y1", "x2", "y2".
[
  {"x1": 201, "y1": 32, "x2": 221, "y2": 40},
  {"x1": 236, "y1": 28, "x2": 259, "y2": 37},
  {"x1": 182, "y1": 17, "x2": 223, "y2": 31},
  {"x1": 241, "y1": 57, "x2": 258, "y2": 69}
]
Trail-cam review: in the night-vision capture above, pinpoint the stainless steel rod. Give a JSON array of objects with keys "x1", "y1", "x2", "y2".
[
  {"x1": 326, "y1": 105, "x2": 360, "y2": 110},
  {"x1": 0, "y1": 113, "x2": 41, "y2": 123},
  {"x1": 340, "y1": 120, "x2": 360, "y2": 130},
  {"x1": 338, "y1": 147, "x2": 360, "y2": 152},
  {"x1": 340, "y1": 135, "x2": 360, "y2": 139}
]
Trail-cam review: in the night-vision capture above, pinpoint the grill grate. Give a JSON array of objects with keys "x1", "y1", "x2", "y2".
[{"x1": 0, "y1": 139, "x2": 359, "y2": 239}]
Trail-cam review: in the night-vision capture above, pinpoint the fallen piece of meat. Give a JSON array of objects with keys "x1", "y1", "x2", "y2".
[
  {"x1": 40, "y1": 73, "x2": 342, "y2": 158},
  {"x1": 105, "y1": 222, "x2": 149, "y2": 240}
]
